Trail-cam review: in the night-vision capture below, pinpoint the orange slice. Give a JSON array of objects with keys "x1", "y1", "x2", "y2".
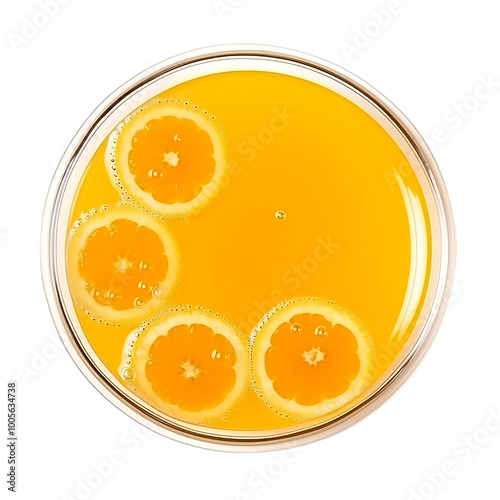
[
  {"x1": 251, "y1": 298, "x2": 375, "y2": 420},
  {"x1": 120, "y1": 308, "x2": 249, "y2": 423},
  {"x1": 106, "y1": 99, "x2": 228, "y2": 217},
  {"x1": 67, "y1": 205, "x2": 179, "y2": 323}
]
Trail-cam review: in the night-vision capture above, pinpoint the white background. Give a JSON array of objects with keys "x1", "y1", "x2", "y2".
[{"x1": 2, "y1": 0, "x2": 500, "y2": 499}]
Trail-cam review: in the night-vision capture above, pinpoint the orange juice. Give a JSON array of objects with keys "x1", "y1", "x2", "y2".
[{"x1": 66, "y1": 69, "x2": 432, "y2": 432}]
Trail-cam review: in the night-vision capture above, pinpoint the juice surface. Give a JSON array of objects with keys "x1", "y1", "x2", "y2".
[{"x1": 67, "y1": 70, "x2": 432, "y2": 431}]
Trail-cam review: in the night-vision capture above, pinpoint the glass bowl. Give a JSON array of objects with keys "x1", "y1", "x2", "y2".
[{"x1": 41, "y1": 45, "x2": 456, "y2": 451}]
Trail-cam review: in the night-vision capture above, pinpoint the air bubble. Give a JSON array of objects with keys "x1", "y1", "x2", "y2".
[
  {"x1": 121, "y1": 367, "x2": 135, "y2": 381},
  {"x1": 134, "y1": 297, "x2": 145, "y2": 308},
  {"x1": 137, "y1": 281, "x2": 148, "y2": 290},
  {"x1": 139, "y1": 260, "x2": 154, "y2": 272},
  {"x1": 148, "y1": 168, "x2": 165, "y2": 179},
  {"x1": 290, "y1": 323, "x2": 302, "y2": 333},
  {"x1": 135, "y1": 346, "x2": 146, "y2": 357},
  {"x1": 275, "y1": 210, "x2": 287, "y2": 220},
  {"x1": 108, "y1": 292, "x2": 122, "y2": 304},
  {"x1": 152, "y1": 287, "x2": 164, "y2": 299},
  {"x1": 314, "y1": 326, "x2": 329, "y2": 336}
]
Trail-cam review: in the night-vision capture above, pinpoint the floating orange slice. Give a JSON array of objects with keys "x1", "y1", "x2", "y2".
[
  {"x1": 120, "y1": 308, "x2": 249, "y2": 423},
  {"x1": 251, "y1": 298, "x2": 375, "y2": 420},
  {"x1": 67, "y1": 205, "x2": 179, "y2": 323},
  {"x1": 106, "y1": 99, "x2": 228, "y2": 217}
]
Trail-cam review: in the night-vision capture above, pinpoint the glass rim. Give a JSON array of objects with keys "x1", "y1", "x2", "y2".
[{"x1": 41, "y1": 44, "x2": 456, "y2": 452}]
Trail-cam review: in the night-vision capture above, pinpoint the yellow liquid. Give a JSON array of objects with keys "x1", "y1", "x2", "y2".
[{"x1": 68, "y1": 70, "x2": 432, "y2": 431}]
